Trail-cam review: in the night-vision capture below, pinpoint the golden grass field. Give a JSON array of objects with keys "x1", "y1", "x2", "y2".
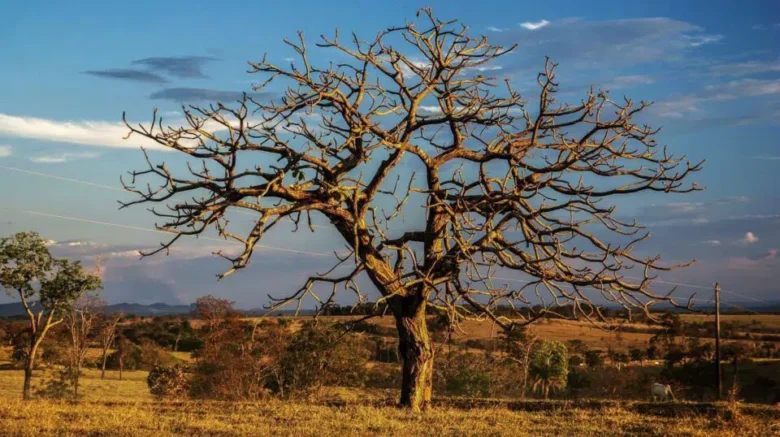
[
  {"x1": 0, "y1": 357, "x2": 778, "y2": 436},
  {"x1": 1, "y1": 366, "x2": 778, "y2": 437},
  {"x1": 1, "y1": 315, "x2": 778, "y2": 436}
]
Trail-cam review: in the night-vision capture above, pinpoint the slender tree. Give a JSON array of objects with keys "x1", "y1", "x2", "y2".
[
  {"x1": 65, "y1": 295, "x2": 105, "y2": 397},
  {"x1": 121, "y1": 10, "x2": 701, "y2": 410},
  {"x1": 0, "y1": 232, "x2": 103, "y2": 399},
  {"x1": 99, "y1": 312, "x2": 124, "y2": 380}
]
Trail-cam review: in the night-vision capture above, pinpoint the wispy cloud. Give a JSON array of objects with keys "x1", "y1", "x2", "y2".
[
  {"x1": 84, "y1": 69, "x2": 168, "y2": 83},
  {"x1": 0, "y1": 113, "x2": 167, "y2": 150},
  {"x1": 149, "y1": 88, "x2": 272, "y2": 103},
  {"x1": 85, "y1": 56, "x2": 218, "y2": 84},
  {"x1": 489, "y1": 17, "x2": 723, "y2": 71},
  {"x1": 487, "y1": 26, "x2": 508, "y2": 32},
  {"x1": 700, "y1": 239, "x2": 722, "y2": 246},
  {"x1": 0, "y1": 145, "x2": 11, "y2": 158},
  {"x1": 752, "y1": 155, "x2": 780, "y2": 161},
  {"x1": 687, "y1": 34, "x2": 723, "y2": 47},
  {"x1": 29, "y1": 151, "x2": 101, "y2": 164},
  {"x1": 709, "y1": 59, "x2": 780, "y2": 76},
  {"x1": 132, "y1": 56, "x2": 218, "y2": 79},
  {"x1": 655, "y1": 78, "x2": 780, "y2": 118},
  {"x1": 519, "y1": 20, "x2": 549, "y2": 31},
  {"x1": 605, "y1": 75, "x2": 655, "y2": 89}
]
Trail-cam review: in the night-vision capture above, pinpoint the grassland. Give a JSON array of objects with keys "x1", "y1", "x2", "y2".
[{"x1": 1, "y1": 365, "x2": 778, "y2": 436}]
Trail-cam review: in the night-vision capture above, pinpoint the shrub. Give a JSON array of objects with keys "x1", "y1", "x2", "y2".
[
  {"x1": 585, "y1": 350, "x2": 604, "y2": 368},
  {"x1": 138, "y1": 339, "x2": 178, "y2": 370},
  {"x1": 147, "y1": 364, "x2": 190, "y2": 399}
]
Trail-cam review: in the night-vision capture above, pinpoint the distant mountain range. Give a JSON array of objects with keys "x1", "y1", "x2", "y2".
[
  {"x1": 0, "y1": 302, "x2": 195, "y2": 318},
  {"x1": 1, "y1": 300, "x2": 778, "y2": 318}
]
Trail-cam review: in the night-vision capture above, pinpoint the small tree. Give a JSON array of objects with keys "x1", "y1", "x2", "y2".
[
  {"x1": 0, "y1": 232, "x2": 102, "y2": 399},
  {"x1": 98, "y1": 312, "x2": 123, "y2": 379},
  {"x1": 64, "y1": 295, "x2": 105, "y2": 398},
  {"x1": 585, "y1": 350, "x2": 604, "y2": 369},
  {"x1": 530, "y1": 341, "x2": 569, "y2": 399},
  {"x1": 504, "y1": 328, "x2": 538, "y2": 398},
  {"x1": 111, "y1": 337, "x2": 139, "y2": 380}
]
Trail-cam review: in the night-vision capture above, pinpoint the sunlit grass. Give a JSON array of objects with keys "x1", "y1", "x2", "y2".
[{"x1": 0, "y1": 365, "x2": 777, "y2": 436}]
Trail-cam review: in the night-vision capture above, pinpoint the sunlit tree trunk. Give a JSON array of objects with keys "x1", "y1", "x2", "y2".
[{"x1": 394, "y1": 298, "x2": 434, "y2": 412}]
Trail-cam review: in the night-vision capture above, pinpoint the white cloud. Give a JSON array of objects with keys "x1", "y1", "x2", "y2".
[
  {"x1": 520, "y1": 20, "x2": 550, "y2": 31},
  {"x1": 0, "y1": 113, "x2": 176, "y2": 151},
  {"x1": 605, "y1": 75, "x2": 655, "y2": 89},
  {"x1": 418, "y1": 105, "x2": 466, "y2": 114},
  {"x1": 656, "y1": 78, "x2": 780, "y2": 118},
  {"x1": 30, "y1": 151, "x2": 100, "y2": 164},
  {"x1": 710, "y1": 59, "x2": 780, "y2": 76},
  {"x1": 475, "y1": 66, "x2": 504, "y2": 72},
  {"x1": 491, "y1": 18, "x2": 721, "y2": 71},
  {"x1": 701, "y1": 240, "x2": 722, "y2": 246},
  {"x1": 741, "y1": 232, "x2": 759, "y2": 245},
  {"x1": 752, "y1": 155, "x2": 780, "y2": 161},
  {"x1": 0, "y1": 145, "x2": 11, "y2": 158},
  {"x1": 283, "y1": 57, "x2": 295, "y2": 62},
  {"x1": 687, "y1": 34, "x2": 723, "y2": 47},
  {"x1": 487, "y1": 26, "x2": 507, "y2": 32},
  {"x1": 0, "y1": 113, "x2": 247, "y2": 151}
]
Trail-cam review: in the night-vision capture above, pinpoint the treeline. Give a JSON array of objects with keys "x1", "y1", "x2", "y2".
[{"x1": 2, "y1": 298, "x2": 778, "y2": 403}]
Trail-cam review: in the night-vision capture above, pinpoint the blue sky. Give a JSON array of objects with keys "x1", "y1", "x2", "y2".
[{"x1": 1, "y1": 1, "x2": 778, "y2": 307}]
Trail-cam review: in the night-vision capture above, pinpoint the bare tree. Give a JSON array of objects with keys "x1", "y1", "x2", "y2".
[
  {"x1": 505, "y1": 329, "x2": 538, "y2": 398},
  {"x1": 65, "y1": 295, "x2": 105, "y2": 398},
  {"x1": 121, "y1": 10, "x2": 701, "y2": 410},
  {"x1": 98, "y1": 312, "x2": 123, "y2": 380},
  {"x1": 0, "y1": 232, "x2": 103, "y2": 400}
]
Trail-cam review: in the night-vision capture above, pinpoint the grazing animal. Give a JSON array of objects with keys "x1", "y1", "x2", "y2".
[{"x1": 651, "y1": 383, "x2": 676, "y2": 402}]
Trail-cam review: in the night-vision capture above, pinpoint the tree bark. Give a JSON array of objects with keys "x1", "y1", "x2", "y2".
[
  {"x1": 23, "y1": 337, "x2": 42, "y2": 400},
  {"x1": 23, "y1": 365, "x2": 33, "y2": 400},
  {"x1": 101, "y1": 353, "x2": 108, "y2": 380},
  {"x1": 394, "y1": 298, "x2": 434, "y2": 412}
]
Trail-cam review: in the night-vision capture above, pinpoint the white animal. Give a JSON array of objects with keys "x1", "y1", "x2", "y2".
[{"x1": 651, "y1": 383, "x2": 676, "y2": 402}]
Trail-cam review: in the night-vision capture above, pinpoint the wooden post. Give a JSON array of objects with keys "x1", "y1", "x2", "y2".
[{"x1": 715, "y1": 282, "x2": 722, "y2": 400}]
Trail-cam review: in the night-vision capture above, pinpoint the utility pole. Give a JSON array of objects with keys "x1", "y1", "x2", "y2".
[{"x1": 714, "y1": 282, "x2": 722, "y2": 400}]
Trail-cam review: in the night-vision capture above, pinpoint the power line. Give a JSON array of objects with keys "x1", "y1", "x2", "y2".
[
  {"x1": 0, "y1": 165, "x2": 770, "y2": 303},
  {"x1": 18, "y1": 209, "x2": 333, "y2": 257},
  {"x1": 0, "y1": 165, "x2": 124, "y2": 191},
  {"x1": 0, "y1": 164, "x2": 331, "y2": 229}
]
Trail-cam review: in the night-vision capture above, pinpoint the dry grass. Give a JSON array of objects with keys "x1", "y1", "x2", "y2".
[
  {"x1": 679, "y1": 314, "x2": 780, "y2": 329},
  {"x1": 1, "y1": 397, "x2": 777, "y2": 436},
  {"x1": 1, "y1": 350, "x2": 778, "y2": 435}
]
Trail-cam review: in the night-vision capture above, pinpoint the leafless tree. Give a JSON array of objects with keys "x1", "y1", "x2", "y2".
[
  {"x1": 98, "y1": 312, "x2": 123, "y2": 380},
  {"x1": 121, "y1": 9, "x2": 701, "y2": 410},
  {"x1": 65, "y1": 295, "x2": 105, "y2": 398}
]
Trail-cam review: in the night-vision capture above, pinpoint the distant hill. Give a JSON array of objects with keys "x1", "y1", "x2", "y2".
[
  {"x1": 0, "y1": 301, "x2": 194, "y2": 318},
  {"x1": 2, "y1": 299, "x2": 777, "y2": 319}
]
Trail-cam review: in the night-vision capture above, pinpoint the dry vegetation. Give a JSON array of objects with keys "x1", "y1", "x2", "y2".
[
  {"x1": 0, "y1": 367, "x2": 777, "y2": 437},
  {"x1": 2, "y1": 338, "x2": 779, "y2": 436}
]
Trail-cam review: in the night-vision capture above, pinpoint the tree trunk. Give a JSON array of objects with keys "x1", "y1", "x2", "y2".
[
  {"x1": 23, "y1": 338, "x2": 40, "y2": 400},
  {"x1": 119, "y1": 357, "x2": 123, "y2": 381},
  {"x1": 73, "y1": 370, "x2": 80, "y2": 399},
  {"x1": 23, "y1": 365, "x2": 33, "y2": 400},
  {"x1": 101, "y1": 352, "x2": 108, "y2": 380},
  {"x1": 394, "y1": 298, "x2": 434, "y2": 412}
]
